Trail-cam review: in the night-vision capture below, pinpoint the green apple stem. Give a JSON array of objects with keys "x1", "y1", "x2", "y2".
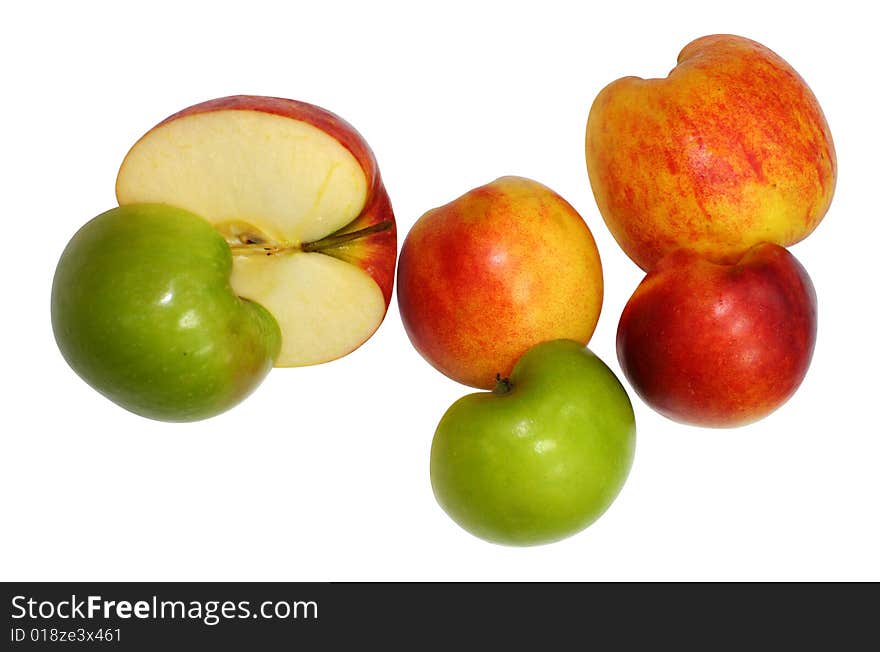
[
  {"x1": 301, "y1": 219, "x2": 394, "y2": 253},
  {"x1": 493, "y1": 374, "x2": 513, "y2": 395}
]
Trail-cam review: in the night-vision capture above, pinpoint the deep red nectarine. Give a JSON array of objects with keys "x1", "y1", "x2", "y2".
[{"x1": 616, "y1": 243, "x2": 817, "y2": 427}]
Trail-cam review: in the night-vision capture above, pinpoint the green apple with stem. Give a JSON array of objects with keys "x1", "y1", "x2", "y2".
[{"x1": 430, "y1": 339, "x2": 636, "y2": 545}]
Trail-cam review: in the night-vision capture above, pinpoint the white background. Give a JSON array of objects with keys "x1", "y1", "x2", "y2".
[{"x1": 2, "y1": 0, "x2": 877, "y2": 581}]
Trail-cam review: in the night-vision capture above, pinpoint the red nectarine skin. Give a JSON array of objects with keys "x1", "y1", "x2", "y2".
[
  {"x1": 122, "y1": 95, "x2": 396, "y2": 305},
  {"x1": 398, "y1": 177, "x2": 603, "y2": 389},
  {"x1": 586, "y1": 35, "x2": 836, "y2": 270},
  {"x1": 616, "y1": 243, "x2": 817, "y2": 427}
]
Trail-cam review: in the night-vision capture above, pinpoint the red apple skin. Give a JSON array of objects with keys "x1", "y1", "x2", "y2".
[
  {"x1": 398, "y1": 176, "x2": 603, "y2": 389},
  {"x1": 616, "y1": 243, "x2": 817, "y2": 427},
  {"x1": 116, "y1": 95, "x2": 397, "y2": 306}
]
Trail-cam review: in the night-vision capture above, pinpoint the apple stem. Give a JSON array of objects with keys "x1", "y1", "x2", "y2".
[
  {"x1": 493, "y1": 374, "x2": 513, "y2": 395},
  {"x1": 228, "y1": 219, "x2": 393, "y2": 257},
  {"x1": 301, "y1": 220, "x2": 394, "y2": 252}
]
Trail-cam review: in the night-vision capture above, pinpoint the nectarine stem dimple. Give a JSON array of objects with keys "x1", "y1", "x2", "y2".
[{"x1": 301, "y1": 220, "x2": 394, "y2": 252}]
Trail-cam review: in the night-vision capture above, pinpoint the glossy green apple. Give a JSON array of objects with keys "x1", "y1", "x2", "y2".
[
  {"x1": 430, "y1": 339, "x2": 636, "y2": 545},
  {"x1": 51, "y1": 203, "x2": 281, "y2": 421}
]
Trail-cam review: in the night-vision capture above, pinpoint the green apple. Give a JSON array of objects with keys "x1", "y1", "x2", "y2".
[
  {"x1": 51, "y1": 203, "x2": 281, "y2": 422},
  {"x1": 430, "y1": 339, "x2": 636, "y2": 545}
]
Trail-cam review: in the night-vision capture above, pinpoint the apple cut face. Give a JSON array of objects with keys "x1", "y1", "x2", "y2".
[
  {"x1": 229, "y1": 252, "x2": 385, "y2": 366},
  {"x1": 116, "y1": 96, "x2": 396, "y2": 367}
]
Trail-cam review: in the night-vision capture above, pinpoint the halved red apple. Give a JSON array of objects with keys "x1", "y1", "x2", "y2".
[{"x1": 116, "y1": 95, "x2": 396, "y2": 366}]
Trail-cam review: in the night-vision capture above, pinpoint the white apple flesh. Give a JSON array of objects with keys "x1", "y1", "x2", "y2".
[{"x1": 116, "y1": 97, "x2": 395, "y2": 367}]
